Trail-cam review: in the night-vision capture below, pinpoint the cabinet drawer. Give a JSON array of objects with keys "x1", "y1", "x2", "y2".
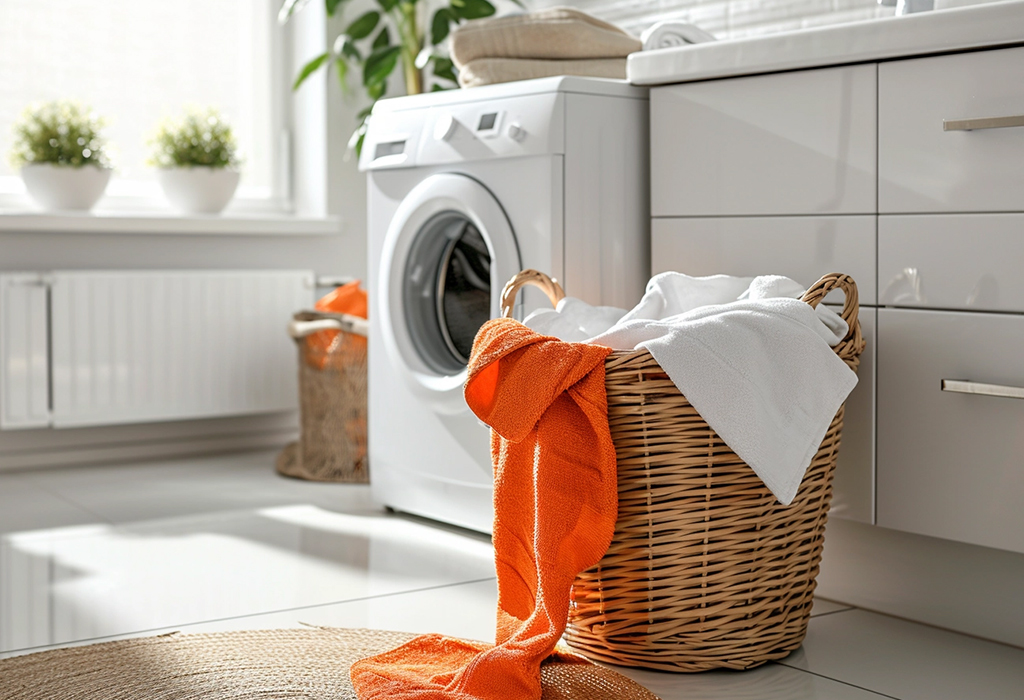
[
  {"x1": 879, "y1": 46, "x2": 1024, "y2": 213},
  {"x1": 651, "y1": 64, "x2": 876, "y2": 217},
  {"x1": 877, "y1": 309, "x2": 1024, "y2": 554},
  {"x1": 880, "y1": 213, "x2": 1024, "y2": 313},
  {"x1": 652, "y1": 216, "x2": 876, "y2": 305}
]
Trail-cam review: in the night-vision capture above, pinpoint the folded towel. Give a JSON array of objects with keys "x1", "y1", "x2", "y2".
[
  {"x1": 351, "y1": 318, "x2": 618, "y2": 699},
  {"x1": 450, "y1": 7, "x2": 641, "y2": 66},
  {"x1": 640, "y1": 20, "x2": 717, "y2": 50},
  {"x1": 456, "y1": 57, "x2": 627, "y2": 88},
  {"x1": 525, "y1": 272, "x2": 858, "y2": 505}
]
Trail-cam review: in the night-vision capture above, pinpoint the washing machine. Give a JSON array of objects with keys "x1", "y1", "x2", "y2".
[{"x1": 360, "y1": 76, "x2": 649, "y2": 533}]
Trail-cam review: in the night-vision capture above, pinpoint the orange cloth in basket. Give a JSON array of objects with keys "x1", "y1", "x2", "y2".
[
  {"x1": 350, "y1": 318, "x2": 618, "y2": 699},
  {"x1": 304, "y1": 280, "x2": 367, "y2": 369}
]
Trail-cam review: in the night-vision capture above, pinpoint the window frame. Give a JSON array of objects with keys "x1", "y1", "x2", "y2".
[{"x1": 0, "y1": 0, "x2": 299, "y2": 219}]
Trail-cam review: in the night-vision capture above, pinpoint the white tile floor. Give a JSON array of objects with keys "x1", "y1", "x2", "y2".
[{"x1": 1, "y1": 450, "x2": 1023, "y2": 699}]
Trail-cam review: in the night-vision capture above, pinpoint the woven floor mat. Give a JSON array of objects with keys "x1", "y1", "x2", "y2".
[{"x1": 0, "y1": 627, "x2": 661, "y2": 699}]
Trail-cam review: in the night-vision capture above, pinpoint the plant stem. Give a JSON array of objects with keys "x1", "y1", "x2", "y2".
[{"x1": 396, "y1": 2, "x2": 423, "y2": 95}]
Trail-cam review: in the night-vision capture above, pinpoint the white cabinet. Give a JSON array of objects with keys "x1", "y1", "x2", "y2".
[
  {"x1": 879, "y1": 46, "x2": 1024, "y2": 213},
  {"x1": 877, "y1": 309, "x2": 1024, "y2": 554},
  {"x1": 651, "y1": 64, "x2": 877, "y2": 217},
  {"x1": 650, "y1": 44, "x2": 1024, "y2": 541},
  {"x1": 652, "y1": 216, "x2": 877, "y2": 306},
  {"x1": 879, "y1": 214, "x2": 1024, "y2": 314}
]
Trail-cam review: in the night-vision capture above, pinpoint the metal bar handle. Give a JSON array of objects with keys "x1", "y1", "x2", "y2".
[
  {"x1": 943, "y1": 115, "x2": 1024, "y2": 132},
  {"x1": 941, "y1": 379, "x2": 1024, "y2": 400}
]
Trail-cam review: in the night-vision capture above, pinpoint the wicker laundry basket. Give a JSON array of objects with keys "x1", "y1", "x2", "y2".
[
  {"x1": 276, "y1": 311, "x2": 369, "y2": 483},
  {"x1": 500, "y1": 269, "x2": 864, "y2": 673}
]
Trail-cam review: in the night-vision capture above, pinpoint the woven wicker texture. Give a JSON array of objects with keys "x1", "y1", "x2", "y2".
[
  {"x1": 502, "y1": 271, "x2": 864, "y2": 673},
  {"x1": 0, "y1": 628, "x2": 660, "y2": 700},
  {"x1": 277, "y1": 311, "x2": 368, "y2": 483}
]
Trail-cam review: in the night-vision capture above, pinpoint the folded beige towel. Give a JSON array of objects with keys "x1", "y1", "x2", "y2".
[
  {"x1": 457, "y1": 57, "x2": 627, "y2": 88},
  {"x1": 450, "y1": 7, "x2": 641, "y2": 67}
]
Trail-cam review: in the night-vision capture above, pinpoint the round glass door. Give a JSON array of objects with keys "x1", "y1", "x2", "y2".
[{"x1": 403, "y1": 212, "x2": 491, "y2": 374}]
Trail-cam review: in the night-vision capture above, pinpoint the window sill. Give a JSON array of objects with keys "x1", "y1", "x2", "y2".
[{"x1": 0, "y1": 210, "x2": 342, "y2": 236}]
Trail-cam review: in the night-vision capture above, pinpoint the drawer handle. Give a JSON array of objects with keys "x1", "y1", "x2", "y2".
[
  {"x1": 943, "y1": 115, "x2": 1024, "y2": 132},
  {"x1": 941, "y1": 379, "x2": 1024, "y2": 400}
]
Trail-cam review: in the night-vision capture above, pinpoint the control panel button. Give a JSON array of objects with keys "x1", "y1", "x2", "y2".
[
  {"x1": 507, "y1": 122, "x2": 526, "y2": 142},
  {"x1": 433, "y1": 114, "x2": 458, "y2": 141}
]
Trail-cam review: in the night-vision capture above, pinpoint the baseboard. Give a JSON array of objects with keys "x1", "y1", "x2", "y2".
[
  {"x1": 0, "y1": 413, "x2": 298, "y2": 472},
  {"x1": 817, "y1": 518, "x2": 1024, "y2": 649}
]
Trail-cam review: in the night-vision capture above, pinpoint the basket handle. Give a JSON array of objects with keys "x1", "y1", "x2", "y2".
[
  {"x1": 800, "y1": 273, "x2": 864, "y2": 368},
  {"x1": 800, "y1": 273, "x2": 859, "y2": 336},
  {"x1": 500, "y1": 269, "x2": 566, "y2": 318},
  {"x1": 289, "y1": 311, "x2": 368, "y2": 339}
]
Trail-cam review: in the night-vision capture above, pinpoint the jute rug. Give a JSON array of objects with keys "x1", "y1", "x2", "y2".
[{"x1": 0, "y1": 627, "x2": 661, "y2": 699}]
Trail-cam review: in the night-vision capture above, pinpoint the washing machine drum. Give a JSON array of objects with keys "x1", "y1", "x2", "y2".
[
  {"x1": 404, "y1": 214, "x2": 491, "y2": 373},
  {"x1": 380, "y1": 173, "x2": 521, "y2": 412}
]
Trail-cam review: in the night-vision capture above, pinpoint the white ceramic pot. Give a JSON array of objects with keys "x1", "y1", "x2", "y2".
[
  {"x1": 158, "y1": 167, "x2": 241, "y2": 214},
  {"x1": 20, "y1": 164, "x2": 112, "y2": 212}
]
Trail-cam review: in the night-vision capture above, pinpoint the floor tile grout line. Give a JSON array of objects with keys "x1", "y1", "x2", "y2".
[
  {"x1": 774, "y1": 662, "x2": 903, "y2": 699},
  {"x1": 1, "y1": 577, "x2": 498, "y2": 658},
  {"x1": 22, "y1": 478, "x2": 116, "y2": 527},
  {"x1": 810, "y1": 606, "x2": 856, "y2": 619}
]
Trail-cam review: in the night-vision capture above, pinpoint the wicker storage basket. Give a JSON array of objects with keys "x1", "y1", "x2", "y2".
[
  {"x1": 500, "y1": 270, "x2": 864, "y2": 673},
  {"x1": 276, "y1": 311, "x2": 369, "y2": 483}
]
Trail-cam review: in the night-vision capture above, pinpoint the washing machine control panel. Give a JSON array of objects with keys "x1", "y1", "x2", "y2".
[{"x1": 362, "y1": 92, "x2": 561, "y2": 169}]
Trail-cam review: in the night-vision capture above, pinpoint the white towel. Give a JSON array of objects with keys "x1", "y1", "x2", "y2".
[
  {"x1": 524, "y1": 273, "x2": 857, "y2": 505},
  {"x1": 523, "y1": 297, "x2": 627, "y2": 343},
  {"x1": 640, "y1": 20, "x2": 716, "y2": 51}
]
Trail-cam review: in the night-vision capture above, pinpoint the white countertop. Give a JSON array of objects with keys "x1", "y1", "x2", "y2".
[{"x1": 627, "y1": 0, "x2": 1024, "y2": 85}]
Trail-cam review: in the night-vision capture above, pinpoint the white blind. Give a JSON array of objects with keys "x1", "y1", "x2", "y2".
[{"x1": 0, "y1": 0, "x2": 276, "y2": 199}]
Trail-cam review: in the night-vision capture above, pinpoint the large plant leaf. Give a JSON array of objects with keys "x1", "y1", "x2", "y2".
[
  {"x1": 278, "y1": 0, "x2": 312, "y2": 24},
  {"x1": 376, "y1": 0, "x2": 400, "y2": 11},
  {"x1": 372, "y1": 25, "x2": 391, "y2": 49},
  {"x1": 325, "y1": 0, "x2": 347, "y2": 16},
  {"x1": 292, "y1": 51, "x2": 329, "y2": 90},
  {"x1": 346, "y1": 11, "x2": 380, "y2": 40},
  {"x1": 431, "y1": 7, "x2": 455, "y2": 44},
  {"x1": 450, "y1": 0, "x2": 495, "y2": 21},
  {"x1": 333, "y1": 34, "x2": 362, "y2": 61},
  {"x1": 363, "y1": 45, "x2": 401, "y2": 87},
  {"x1": 432, "y1": 56, "x2": 457, "y2": 83},
  {"x1": 367, "y1": 81, "x2": 387, "y2": 100}
]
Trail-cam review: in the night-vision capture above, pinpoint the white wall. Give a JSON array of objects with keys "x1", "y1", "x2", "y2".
[{"x1": 528, "y1": 0, "x2": 894, "y2": 38}]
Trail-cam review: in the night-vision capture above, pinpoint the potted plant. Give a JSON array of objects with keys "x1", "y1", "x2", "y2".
[
  {"x1": 9, "y1": 100, "x2": 113, "y2": 212},
  {"x1": 149, "y1": 107, "x2": 241, "y2": 214},
  {"x1": 280, "y1": 0, "x2": 517, "y2": 154}
]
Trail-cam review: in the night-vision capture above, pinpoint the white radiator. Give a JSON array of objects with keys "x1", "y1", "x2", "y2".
[{"x1": 1, "y1": 270, "x2": 314, "y2": 429}]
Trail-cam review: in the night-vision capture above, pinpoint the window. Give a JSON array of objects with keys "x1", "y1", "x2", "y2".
[{"x1": 0, "y1": 0, "x2": 284, "y2": 210}]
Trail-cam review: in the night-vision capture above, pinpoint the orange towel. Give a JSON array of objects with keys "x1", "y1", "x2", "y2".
[
  {"x1": 350, "y1": 318, "x2": 618, "y2": 699},
  {"x1": 304, "y1": 280, "x2": 368, "y2": 369}
]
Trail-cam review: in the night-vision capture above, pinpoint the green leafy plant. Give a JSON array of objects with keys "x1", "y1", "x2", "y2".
[
  {"x1": 148, "y1": 107, "x2": 240, "y2": 169},
  {"x1": 280, "y1": 0, "x2": 519, "y2": 154},
  {"x1": 9, "y1": 100, "x2": 110, "y2": 169}
]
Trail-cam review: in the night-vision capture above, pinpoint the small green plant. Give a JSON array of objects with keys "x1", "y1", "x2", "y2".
[
  {"x1": 9, "y1": 100, "x2": 110, "y2": 169},
  {"x1": 149, "y1": 107, "x2": 240, "y2": 169}
]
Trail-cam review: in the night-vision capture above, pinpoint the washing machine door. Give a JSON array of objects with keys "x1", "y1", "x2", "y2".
[{"x1": 379, "y1": 173, "x2": 521, "y2": 414}]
